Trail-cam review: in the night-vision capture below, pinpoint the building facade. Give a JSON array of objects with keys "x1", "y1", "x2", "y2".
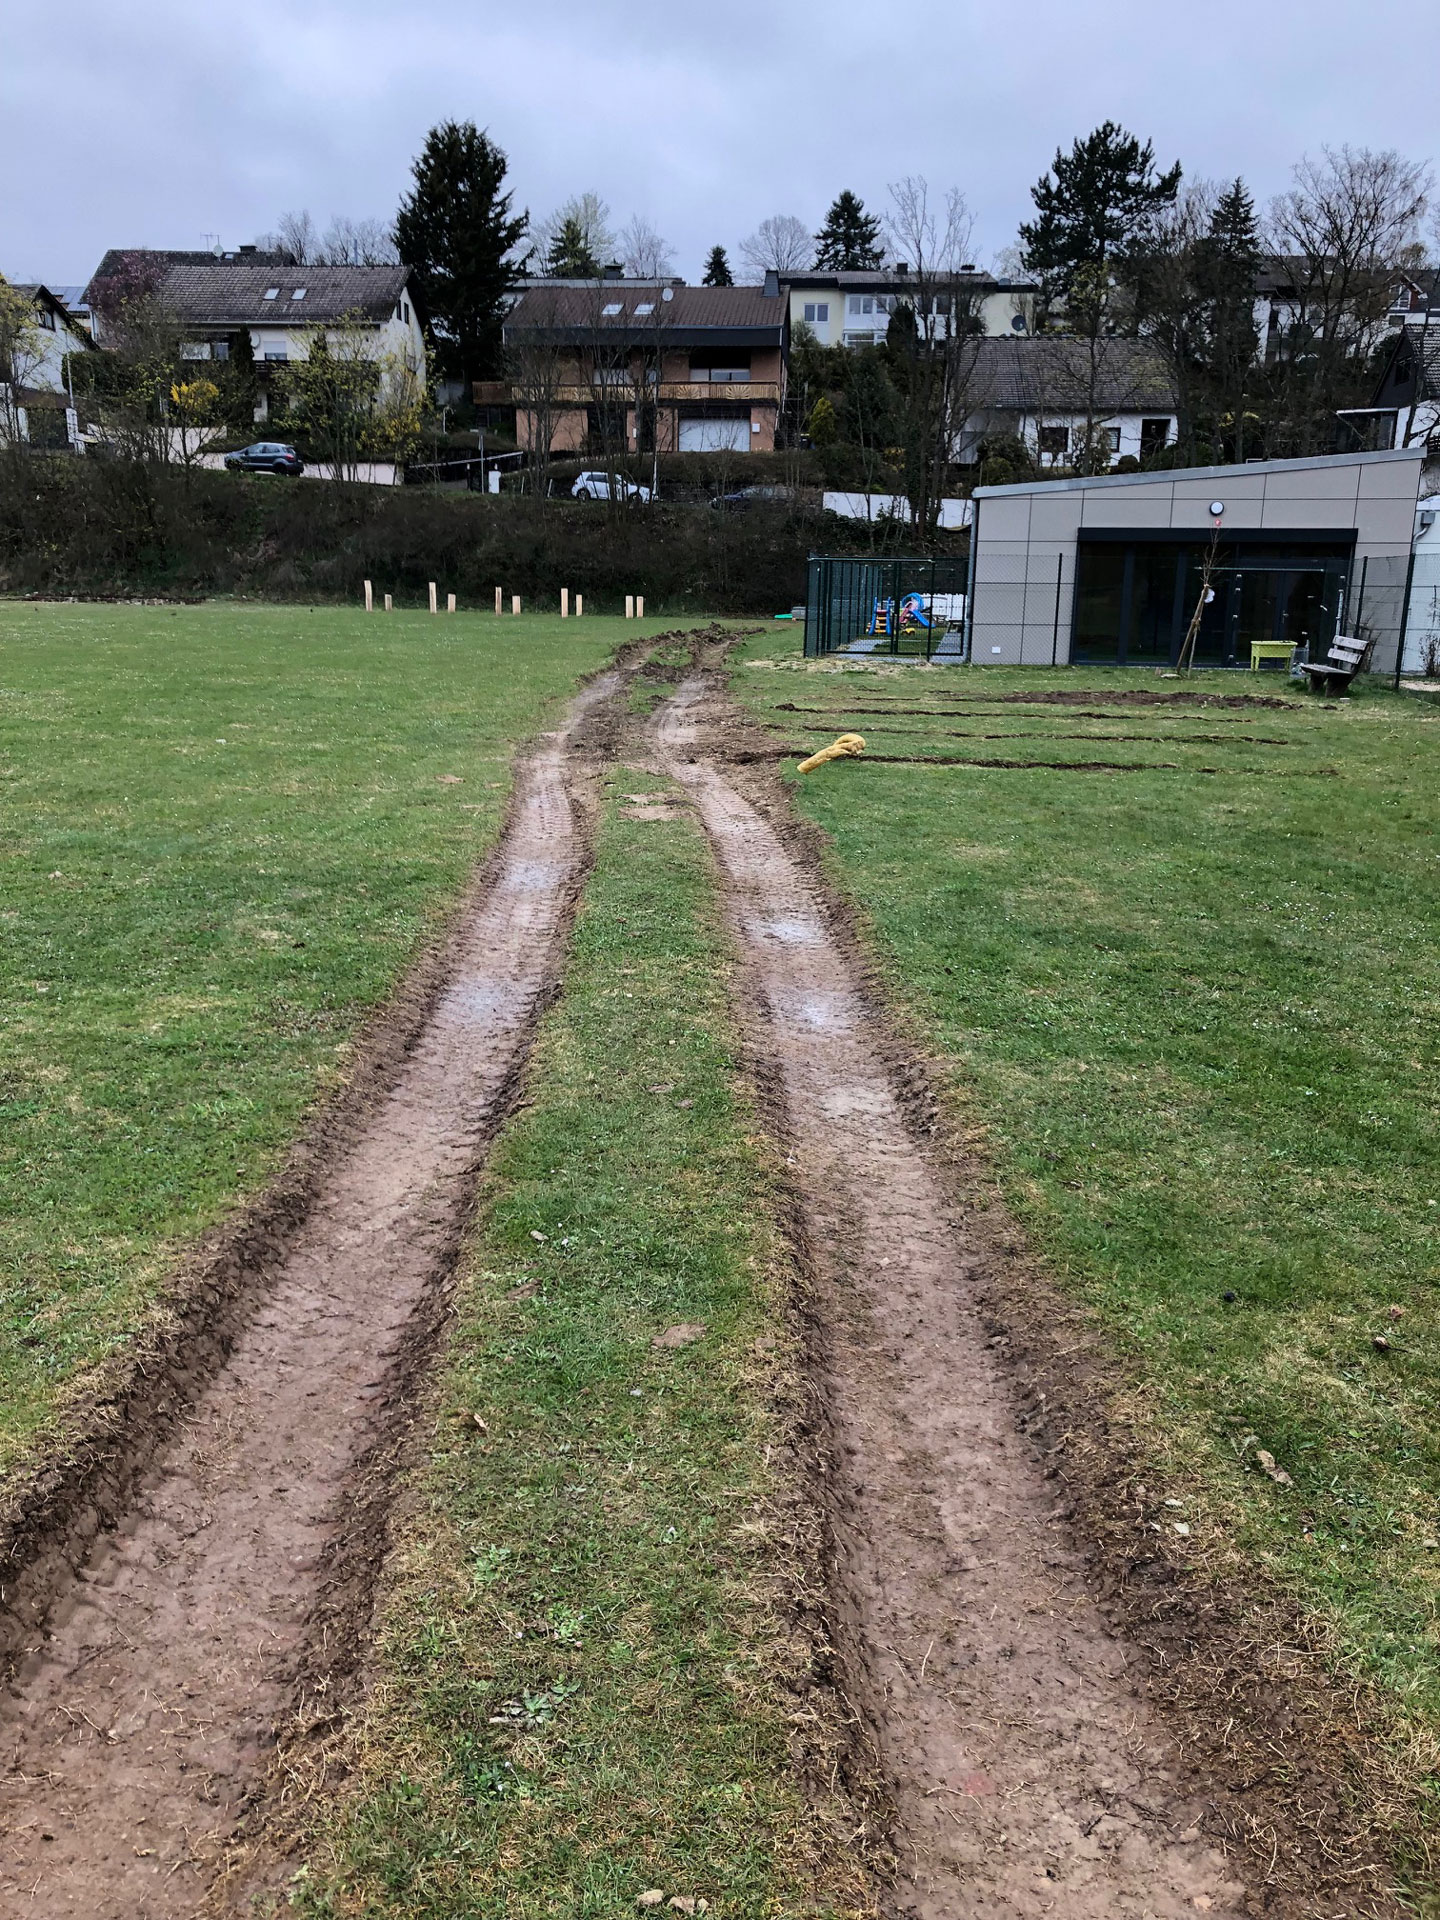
[
  {"x1": 968, "y1": 449, "x2": 1424, "y2": 672},
  {"x1": 785, "y1": 268, "x2": 1036, "y2": 350},
  {"x1": 83, "y1": 250, "x2": 425, "y2": 420},
  {"x1": 498, "y1": 280, "x2": 785, "y2": 455}
]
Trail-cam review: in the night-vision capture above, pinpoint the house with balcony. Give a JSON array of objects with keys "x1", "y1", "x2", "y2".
[
  {"x1": 786, "y1": 268, "x2": 1037, "y2": 350},
  {"x1": 496, "y1": 276, "x2": 786, "y2": 454},
  {"x1": 82, "y1": 249, "x2": 425, "y2": 420}
]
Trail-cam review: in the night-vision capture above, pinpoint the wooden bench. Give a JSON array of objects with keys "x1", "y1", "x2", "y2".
[
  {"x1": 1298, "y1": 634, "x2": 1370, "y2": 695},
  {"x1": 1250, "y1": 639, "x2": 1294, "y2": 670}
]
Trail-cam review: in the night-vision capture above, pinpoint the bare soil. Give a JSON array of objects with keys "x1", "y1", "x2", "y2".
[
  {"x1": 0, "y1": 672, "x2": 625, "y2": 1917},
  {"x1": 652, "y1": 668, "x2": 1405, "y2": 1920}
]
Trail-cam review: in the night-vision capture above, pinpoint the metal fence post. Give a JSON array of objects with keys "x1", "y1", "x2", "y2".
[
  {"x1": 1395, "y1": 548, "x2": 1418, "y2": 689},
  {"x1": 1051, "y1": 552, "x2": 1063, "y2": 667}
]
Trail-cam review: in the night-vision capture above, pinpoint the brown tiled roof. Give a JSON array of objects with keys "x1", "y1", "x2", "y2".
[
  {"x1": 84, "y1": 251, "x2": 411, "y2": 326},
  {"x1": 504, "y1": 281, "x2": 784, "y2": 344}
]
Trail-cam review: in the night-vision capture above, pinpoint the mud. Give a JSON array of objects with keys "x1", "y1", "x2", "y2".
[
  {"x1": 0, "y1": 673, "x2": 624, "y2": 1918},
  {"x1": 654, "y1": 670, "x2": 1391, "y2": 1920}
]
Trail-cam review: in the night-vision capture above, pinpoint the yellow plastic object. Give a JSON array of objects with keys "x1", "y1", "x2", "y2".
[{"x1": 797, "y1": 732, "x2": 866, "y2": 774}]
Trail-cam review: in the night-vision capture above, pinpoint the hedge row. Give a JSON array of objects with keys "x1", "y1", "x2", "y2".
[{"x1": 0, "y1": 456, "x2": 964, "y2": 612}]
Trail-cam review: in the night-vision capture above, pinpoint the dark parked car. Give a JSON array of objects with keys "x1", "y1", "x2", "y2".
[
  {"x1": 708, "y1": 483, "x2": 795, "y2": 511},
  {"x1": 224, "y1": 442, "x2": 305, "y2": 475}
]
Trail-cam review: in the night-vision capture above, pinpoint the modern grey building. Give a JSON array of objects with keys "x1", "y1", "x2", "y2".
[{"x1": 967, "y1": 448, "x2": 1425, "y2": 672}]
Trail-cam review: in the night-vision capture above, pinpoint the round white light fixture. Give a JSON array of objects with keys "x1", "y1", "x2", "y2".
[{"x1": 1209, "y1": 500, "x2": 1225, "y2": 516}]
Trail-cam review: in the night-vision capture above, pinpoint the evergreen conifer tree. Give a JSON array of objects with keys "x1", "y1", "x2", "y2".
[
  {"x1": 1020, "y1": 123, "x2": 1181, "y2": 318},
  {"x1": 545, "y1": 217, "x2": 600, "y2": 278},
  {"x1": 393, "y1": 121, "x2": 527, "y2": 384},
  {"x1": 702, "y1": 245, "x2": 734, "y2": 286},
  {"x1": 1196, "y1": 178, "x2": 1262, "y2": 459},
  {"x1": 814, "y1": 191, "x2": 884, "y2": 271}
]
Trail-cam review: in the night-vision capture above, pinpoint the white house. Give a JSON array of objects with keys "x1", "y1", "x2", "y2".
[
  {"x1": 83, "y1": 249, "x2": 425, "y2": 420},
  {"x1": 786, "y1": 268, "x2": 1037, "y2": 350},
  {"x1": 955, "y1": 336, "x2": 1178, "y2": 469},
  {"x1": 0, "y1": 282, "x2": 96, "y2": 447}
]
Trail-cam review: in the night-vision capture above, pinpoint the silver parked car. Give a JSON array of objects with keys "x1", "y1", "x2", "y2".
[{"x1": 570, "y1": 470, "x2": 652, "y2": 503}]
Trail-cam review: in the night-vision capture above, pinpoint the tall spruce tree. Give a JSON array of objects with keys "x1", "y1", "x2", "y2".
[
  {"x1": 814, "y1": 191, "x2": 884, "y2": 271},
  {"x1": 702, "y1": 245, "x2": 734, "y2": 287},
  {"x1": 1196, "y1": 179, "x2": 1261, "y2": 460},
  {"x1": 393, "y1": 121, "x2": 527, "y2": 384},
  {"x1": 545, "y1": 217, "x2": 600, "y2": 278},
  {"x1": 1020, "y1": 122, "x2": 1181, "y2": 323}
]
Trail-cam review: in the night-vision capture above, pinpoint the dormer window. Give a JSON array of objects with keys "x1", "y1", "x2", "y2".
[
  {"x1": 263, "y1": 288, "x2": 279, "y2": 300},
  {"x1": 290, "y1": 288, "x2": 307, "y2": 301}
]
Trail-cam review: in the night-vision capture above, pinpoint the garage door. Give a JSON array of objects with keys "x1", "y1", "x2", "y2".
[{"x1": 679, "y1": 416, "x2": 750, "y2": 452}]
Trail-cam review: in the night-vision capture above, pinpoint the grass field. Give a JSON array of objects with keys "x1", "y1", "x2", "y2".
[
  {"x1": 292, "y1": 772, "x2": 865, "y2": 1920},
  {"x1": 735, "y1": 641, "x2": 1440, "y2": 1769},
  {"x1": 0, "y1": 602, "x2": 637, "y2": 1469}
]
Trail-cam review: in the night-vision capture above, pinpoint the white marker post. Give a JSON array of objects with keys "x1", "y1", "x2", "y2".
[
  {"x1": 495, "y1": 587, "x2": 503, "y2": 616},
  {"x1": 575, "y1": 594, "x2": 584, "y2": 617},
  {"x1": 364, "y1": 578, "x2": 373, "y2": 613},
  {"x1": 512, "y1": 594, "x2": 521, "y2": 616},
  {"x1": 625, "y1": 595, "x2": 635, "y2": 620},
  {"x1": 561, "y1": 588, "x2": 570, "y2": 618},
  {"x1": 384, "y1": 593, "x2": 393, "y2": 613},
  {"x1": 429, "y1": 581, "x2": 438, "y2": 615},
  {"x1": 447, "y1": 593, "x2": 456, "y2": 614},
  {"x1": 636, "y1": 595, "x2": 645, "y2": 619}
]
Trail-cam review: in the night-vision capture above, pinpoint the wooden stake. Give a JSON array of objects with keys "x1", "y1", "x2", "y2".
[
  {"x1": 561, "y1": 588, "x2": 570, "y2": 618},
  {"x1": 447, "y1": 592, "x2": 456, "y2": 614},
  {"x1": 636, "y1": 594, "x2": 645, "y2": 619},
  {"x1": 512, "y1": 594, "x2": 521, "y2": 616},
  {"x1": 625, "y1": 595, "x2": 635, "y2": 620},
  {"x1": 495, "y1": 587, "x2": 503, "y2": 616},
  {"x1": 429, "y1": 581, "x2": 438, "y2": 615},
  {"x1": 363, "y1": 578, "x2": 373, "y2": 613},
  {"x1": 575, "y1": 593, "x2": 584, "y2": 617},
  {"x1": 383, "y1": 593, "x2": 392, "y2": 613}
]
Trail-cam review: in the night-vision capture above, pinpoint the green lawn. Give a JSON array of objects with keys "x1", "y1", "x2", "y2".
[
  {"x1": 736, "y1": 642, "x2": 1440, "y2": 1768},
  {"x1": 291, "y1": 773, "x2": 867, "y2": 1920},
  {"x1": 0, "y1": 602, "x2": 627, "y2": 1467}
]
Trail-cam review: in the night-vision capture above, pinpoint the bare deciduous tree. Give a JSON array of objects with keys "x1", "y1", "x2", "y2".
[
  {"x1": 1265, "y1": 145, "x2": 1432, "y2": 453},
  {"x1": 738, "y1": 215, "x2": 813, "y2": 279},
  {"x1": 321, "y1": 215, "x2": 400, "y2": 266},
  {"x1": 619, "y1": 215, "x2": 674, "y2": 280},
  {"x1": 884, "y1": 177, "x2": 984, "y2": 534}
]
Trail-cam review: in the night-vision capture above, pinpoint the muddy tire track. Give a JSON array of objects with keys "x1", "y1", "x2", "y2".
[
  {"x1": 655, "y1": 672, "x2": 1261, "y2": 1919},
  {"x1": 0, "y1": 671, "x2": 627, "y2": 1918}
]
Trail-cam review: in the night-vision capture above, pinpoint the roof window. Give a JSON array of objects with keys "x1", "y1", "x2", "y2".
[
  {"x1": 602, "y1": 301, "x2": 623, "y2": 316},
  {"x1": 263, "y1": 287, "x2": 279, "y2": 300},
  {"x1": 634, "y1": 302, "x2": 654, "y2": 316},
  {"x1": 290, "y1": 288, "x2": 307, "y2": 301}
]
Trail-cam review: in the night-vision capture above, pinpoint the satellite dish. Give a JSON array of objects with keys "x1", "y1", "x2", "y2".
[{"x1": 662, "y1": 286, "x2": 674, "y2": 302}]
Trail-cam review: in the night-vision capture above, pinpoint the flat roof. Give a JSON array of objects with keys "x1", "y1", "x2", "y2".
[{"x1": 973, "y1": 447, "x2": 1424, "y2": 498}]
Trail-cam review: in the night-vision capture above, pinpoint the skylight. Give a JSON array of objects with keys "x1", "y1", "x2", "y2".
[
  {"x1": 634, "y1": 302, "x2": 654, "y2": 316},
  {"x1": 602, "y1": 301, "x2": 623, "y2": 316},
  {"x1": 290, "y1": 288, "x2": 307, "y2": 301},
  {"x1": 263, "y1": 288, "x2": 279, "y2": 300}
]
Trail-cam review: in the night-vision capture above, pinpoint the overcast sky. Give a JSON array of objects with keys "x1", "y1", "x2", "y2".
[{"x1": 3, "y1": 0, "x2": 1431, "y2": 287}]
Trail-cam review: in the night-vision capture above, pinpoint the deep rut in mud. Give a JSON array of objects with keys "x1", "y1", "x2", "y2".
[
  {"x1": 0, "y1": 675, "x2": 621, "y2": 1918},
  {"x1": 655, "y1": 674, "x2": 1256, "y2": 1920}
]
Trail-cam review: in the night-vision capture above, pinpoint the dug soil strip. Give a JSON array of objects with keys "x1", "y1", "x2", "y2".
[
  {"x1": 656, "y1": 672, "x2": 1324, "y2": 1920},
  {"x1": 0, "y1": 671, "x2": 625, "y2": 1918}
]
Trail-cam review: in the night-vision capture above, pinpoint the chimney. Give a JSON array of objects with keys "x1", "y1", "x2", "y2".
[
  {"x1": 960, "y1": 262, "x2": 976, "y2": 273},
  {"x1": 603, "y1": 261, "x2": 624, "y2": 281},
  {"x1": 896, "y1": 262, "x2": 909, "y2": 277},
  {"x1": 239, "y1": 244, "x2": 257, "y2": 254},
  {"x1": 763, "y1": 268, "x2": 779, "y2": 298}
]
